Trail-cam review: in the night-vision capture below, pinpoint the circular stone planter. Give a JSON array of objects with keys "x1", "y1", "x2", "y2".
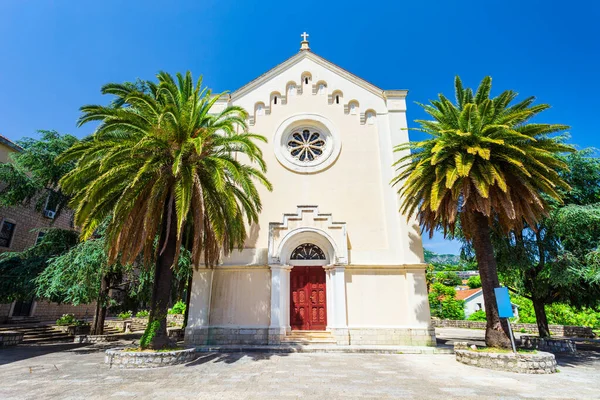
[
  {"x1": 105, "y1": 347, "x2": 198, "y2": 369},
  {"x1": 454, "y1": 343, "x2": 556, "y2": 374}
]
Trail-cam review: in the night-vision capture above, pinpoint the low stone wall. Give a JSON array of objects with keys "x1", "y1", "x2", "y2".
[
  {"x1": 520, "y1": 335, "x2": 576, "y2": 353},
  {"x1": 74, "y1": 335, "x2": 117, "y2": 344},
  {"x1": 56, "y1": 325, "x2": 91, "y2": 335},
  {"x1": 167, "y1": 327, "x2": 184, "y2": 341},
  {"x1": 433, "y1": 319, "x2": 594, "y2": 338},
  {"x1": 454, "y1": 342, "x2": 556, "y2": 374},
  {"x1": 167, "y1": 314, "x2": 184, "y2": 326},
  {"x1": 0, "y1": 331, "x2": 24, "y2": 347},
  {"x1": 105, "y1": 347, "x2": 198, "y2": 369}
]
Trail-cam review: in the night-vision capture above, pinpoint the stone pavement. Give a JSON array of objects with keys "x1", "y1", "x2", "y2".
[{"x1": 1, "y1": 341, "x2": 599, "y2": 399}]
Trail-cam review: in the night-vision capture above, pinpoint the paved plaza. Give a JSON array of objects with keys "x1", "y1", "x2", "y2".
[{"x1": 1, "y1": 336, "x2": 599, "y2": 400}]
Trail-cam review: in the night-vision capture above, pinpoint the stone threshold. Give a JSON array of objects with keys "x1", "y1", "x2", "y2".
[{"x1": 194, "y1": 344, "x2": 454, "y2": 354}]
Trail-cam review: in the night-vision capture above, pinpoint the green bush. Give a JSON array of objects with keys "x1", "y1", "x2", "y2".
[
  {"x1": 56, "y1": 313, "x2": 86, "y2": 326},
  {"x1": 511, "y1": 295, "x2": 600, "y2": 329},
  {"x1": 467, "y1": 275, "x2": 481, "y2": 289},
  {"x1": 118, "y1": 311, "x2": 132, "y2": 320},
  {"x1": 168, "y1": 300, "x2": 186, "y2": 315},
  {"x1": 428, "y1": 283, "x2": 465, "y2": 320},
  {"x1": 56, "y1": 313, "x2": 76, "y2": 326},
  {"x1": 135, "y1": 310, "x2": 149, "y2": 318},
  {"x1": 467, "y1": 310, "x2": 486, "y2": 321}
]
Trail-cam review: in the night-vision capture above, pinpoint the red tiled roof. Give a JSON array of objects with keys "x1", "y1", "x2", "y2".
[{"x1": 455, "y1": 288, "x2": 482, "y2": 301}]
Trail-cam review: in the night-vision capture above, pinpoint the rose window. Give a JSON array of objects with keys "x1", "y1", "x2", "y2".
[{"x1": 287, "y1": 129, "x2": 326, "y2": 162}]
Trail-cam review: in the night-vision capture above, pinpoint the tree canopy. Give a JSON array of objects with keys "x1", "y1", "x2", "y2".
[
  {"x1": 393, "y1": 75, "x2": 573, "y2": 347},
  {"x1": 0, "y1": 130, "x2": 78, "y2": 217}
]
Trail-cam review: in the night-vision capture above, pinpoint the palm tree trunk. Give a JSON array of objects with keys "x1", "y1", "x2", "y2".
[
  {"x1": 532, "y1": 296, "x2": 551, "y2": 338},
  {"x1": 470, "y1": 212, "x2": 511, "y2": 348},
  {"x1": 144, "y1": 200, "x2": 176, "y2": 349},
  {"x1": 183, "y1": 273, "x2": 193, "y2": 329}
]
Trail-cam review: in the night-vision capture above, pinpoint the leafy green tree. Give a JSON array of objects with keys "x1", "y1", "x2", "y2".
[
  {"x1": 467, "y1": 275, "x2": 482, "y2": 289},
  {"x1": 0, "y1": 130, "x2": 78, "y2": 217},
  {"x1": 59, "y1": 72, "x2": 272, "y2": 349},
  {"x1": 428, "y1": 282, "x2": 465, "y2": 320},
  {"x1": 36, "y1": 236, "x2": 119, "y2": 334},
  {"x1": 0, "y1": 229, "x2": 78, "y2": 303},
  {"x1": 393, "y1": 76, "x2": 573, "y2": 347},
  {"x1": 435, "y1": 271, "x2": 462, "y2": 287},
  {"x1": 488, "y1": 150, "x2": 600, "y2": 337}
]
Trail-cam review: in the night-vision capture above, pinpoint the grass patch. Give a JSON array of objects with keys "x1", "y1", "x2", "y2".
[
  {"x1": 121, "y1": 346, "x2": 185, "y2": 353},
  {"x1": 471, "y1": 347, "x2": 537, "y2": 354}
]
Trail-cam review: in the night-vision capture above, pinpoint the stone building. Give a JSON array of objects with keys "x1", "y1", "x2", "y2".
[
  {"x1": 185, "y1": 35, "x2": 434, "y2": 346},
  {"x1": 0, "y1": 134, "x2": 95, "y2": 323}
]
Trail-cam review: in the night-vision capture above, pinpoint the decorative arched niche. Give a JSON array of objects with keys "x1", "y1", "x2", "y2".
[
  {"x1": 329, "y1": 90, "x2": 343, "y2": 105},
  {"x1": 268, "y1": 206, "x2": 348, "y2": 266}
]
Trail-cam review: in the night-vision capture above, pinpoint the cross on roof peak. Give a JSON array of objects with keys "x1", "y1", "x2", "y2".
[{"x1": 300, "y1": 32, "x2": 310, "y2": 51}]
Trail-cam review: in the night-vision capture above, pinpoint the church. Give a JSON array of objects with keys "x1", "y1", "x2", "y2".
[{"x1": 185, "y1": 34, "x2": 434, "y2": 347}]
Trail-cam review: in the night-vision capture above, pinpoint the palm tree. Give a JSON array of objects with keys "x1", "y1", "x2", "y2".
[
  {"x1": 59, "y1": 72, "x2": 272, "y2": 349},
  {"x1": 392, "y1": 76, "x2": 573, "y2": 347}
]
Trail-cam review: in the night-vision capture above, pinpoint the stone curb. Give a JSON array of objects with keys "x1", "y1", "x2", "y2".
[
  {"x1": 194, "y1": 344, "x2": 454, "y2": 354},
  {"x1": 104, "y1": 347, "x2": 198, "y2": 369}
]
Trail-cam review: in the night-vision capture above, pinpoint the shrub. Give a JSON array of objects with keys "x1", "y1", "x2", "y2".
[
  {"x1": 56, "y1": 313, "x2": 86, "y2": 326},
  {"x1": 435, "y1": 271, "x2": 462, "y2": 287},
  {"x1": 56, "y1": 314, "x2": 76, "y2": 326},
  {"x1": 467, "y1": 275, "x2": 481, "y2": 289},
  {"x1": 118, "y1": 311, "x2": 132, "y2": 320},
  {"x1": 467, "y1": 310, "x2": 486, "y2": 321},
  {"x1": 135, "y1": 310, "x2": 149, "y2": 318},
  {"x1": 168, "y1": 300, "x2": 186, "y2": 315},
  {"x1": 428, "y1": 283, "x2": 465, "y2": 320}
]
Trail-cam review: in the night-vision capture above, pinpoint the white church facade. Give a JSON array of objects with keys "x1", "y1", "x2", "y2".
[{"x1": 185, "y1": 35, "x2": 434, "y2": 347}]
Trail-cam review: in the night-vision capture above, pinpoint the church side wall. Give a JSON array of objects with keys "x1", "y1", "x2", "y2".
[
  {"x1": 186, "y1": 268, "x2": 271, "y2": 345},
  {"x1": 343, "y1": 267, "x2": 434, "y2": 346}
]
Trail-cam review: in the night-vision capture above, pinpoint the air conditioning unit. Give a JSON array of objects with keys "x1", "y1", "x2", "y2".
[{"x1": 44, "y1": 210, "x2": 56, "y2": 219}]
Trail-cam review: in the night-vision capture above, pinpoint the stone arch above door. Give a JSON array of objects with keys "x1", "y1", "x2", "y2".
[{"x1": 268, "y1": 205, "x2": 348, "y2": 265}]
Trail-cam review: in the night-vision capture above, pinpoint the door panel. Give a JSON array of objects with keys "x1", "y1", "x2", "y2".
[{"x1": 290, "y1": 266, "x2": 326, "y2": 330}]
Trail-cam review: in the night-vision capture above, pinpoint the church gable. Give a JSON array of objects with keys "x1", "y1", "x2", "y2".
[{"x1": 229, "y1": 42, "x2": 397, "y2": 128}]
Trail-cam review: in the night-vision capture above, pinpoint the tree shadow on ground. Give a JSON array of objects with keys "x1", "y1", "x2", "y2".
[
  {"x1": 0, "y1": 342, "x2": 91, "y2": 366},
  {"x1": 185, "y1": 351, "x2": 289, "y2": 367},
  {"x1": 555, "y1": 345, "x2": 600, "y2": 369}
]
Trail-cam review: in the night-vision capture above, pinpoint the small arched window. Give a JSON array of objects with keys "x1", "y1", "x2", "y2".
[
  {"x1": 274, "y1": 96, "x2": 278, "y2": 105},
  {"x1": 335, "y1": 95, "x2": 340, "y2": 104},
  {"x1": 291, "y1": 243, "x2": 326, "y2": 260},
  {"x1": 305, "y1": 77, "x2": 309, "y2": 85}
]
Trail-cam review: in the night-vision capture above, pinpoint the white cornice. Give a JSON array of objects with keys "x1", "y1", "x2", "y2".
[{"x1": 230, "y1": 51, "x2": 407, "y2": 101}]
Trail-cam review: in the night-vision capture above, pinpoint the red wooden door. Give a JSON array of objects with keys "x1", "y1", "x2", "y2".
[{"x1": 290, "y1": 266, "x2": 327, "y2": 330}]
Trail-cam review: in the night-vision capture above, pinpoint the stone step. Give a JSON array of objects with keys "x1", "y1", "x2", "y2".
[
  {"x1": 283, "y1": 330, "x2": 336, "y2": 344},
  {"x1": 286, "y1": 331, "x2": 333, "y2": 338},
  {"x1": 281, "y1": 338, "x2": 337, "y2": 345}
]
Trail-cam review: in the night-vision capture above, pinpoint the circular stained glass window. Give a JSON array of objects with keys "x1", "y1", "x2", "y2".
[{"x1": 287, "y1": 129, "x2": 326, "y2": 162}]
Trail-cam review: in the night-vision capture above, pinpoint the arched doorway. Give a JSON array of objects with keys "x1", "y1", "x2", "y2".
[{"x1": 289, "y1": 243, "x2": 327, "y2": 330}]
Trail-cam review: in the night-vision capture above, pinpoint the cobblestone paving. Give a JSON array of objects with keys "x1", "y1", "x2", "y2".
[{"x1": 0, "y1": 342, "x2": 599, "y2": 399}]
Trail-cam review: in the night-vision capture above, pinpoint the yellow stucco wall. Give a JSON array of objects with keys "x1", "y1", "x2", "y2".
[{"x1": 208, "y1": 268, "x2": 271, "y2": 327}]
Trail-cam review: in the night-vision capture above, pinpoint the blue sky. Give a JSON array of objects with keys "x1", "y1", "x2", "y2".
[{"x1": 1, "y1": 0, "x2": 598, "y2": 254}]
